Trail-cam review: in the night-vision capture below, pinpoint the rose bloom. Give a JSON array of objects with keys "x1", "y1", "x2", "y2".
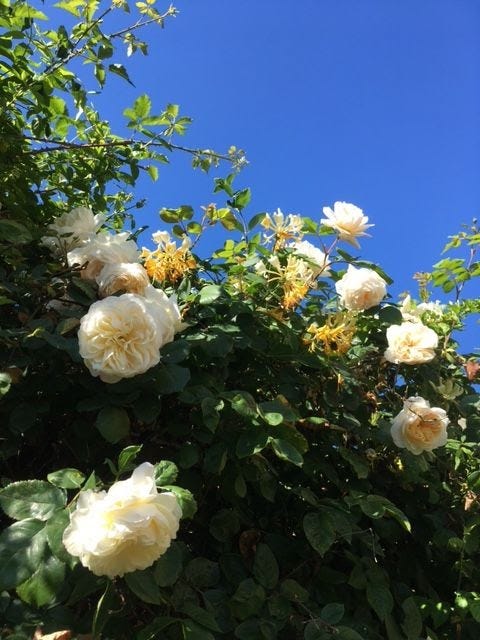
[
  {"x1": 42, "y1": 206, "x2": 105, "y2": 254},
  {"x1": 78, "y1": 290, "x2": 182, "y2": 383},
  {"x1": 400, "y1": 294, "x2": 444, "y2": 323},
  {"x1": 96, "y1": 262, "x2": 150, "y2": 297},
  {"x1": 289, "y1": 240, "x2": 331, "y2": 277},
  {"x1": 67, "y1": 231, "x2": 140, "y2": 280},
  {"x1": 321, "y1": 201, "x2": 374, "y2": 249},
  {"x1": 62, "y1": 463, "x2": 182, "y2": 578},
  {"x1": 384, "y1": 321, "x2": 438, "y2": 365},
  {"x1": 335, "y1": 265, "x2": 387, "y2": 310},
  {"x1": 391, "y1": 396, "x2": 449, "y2": 455}
]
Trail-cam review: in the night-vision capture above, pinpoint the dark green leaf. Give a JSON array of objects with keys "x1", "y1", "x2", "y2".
[
  {"x1": 252, "y1": 543, "x2": 279, "y2": 589},
  {"x1": 47, "y1": 468, "x2": 85, "y2": 489},
  {"x1": 16, "y1": 556, "x2": 65, "y2": 607},
  {"x1": 0, "y1": 480, "x2": 66, "y2": 521},
  {"x1": 95, "y1": 406, "x2": 130, "y2": 443},
  {"x1": 303, "y1": 512, "x2": 335, "y2": 556}
]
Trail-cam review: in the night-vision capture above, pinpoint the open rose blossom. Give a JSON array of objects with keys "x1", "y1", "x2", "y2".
[
  {"x1": 78, "y1": 290, "x2": 182, "y2": 383},
  {"x1": 42, "y1": 206, "x2": 105, "y2": 254},
  {"x1": 67, "y1": 231, "x2": 140, "y2": 280},
  {"x1": 321, "y1": 201, "x2": 374, "y2": 249},
  {"x1": 96, "y1": 262, "x2": 150, "y2": 297},
  {"x1": 384, "y1": 321, "x2": 438, "y2": 365},
  {"x1": 335, "y1": 265, "x2": 387, "y2": 310},
  {"x1": 62, "y1": 463, "x2": 182, "y2": 578},
  {"x1": 391, "y1": 396, "x2": 449, "y2": 455},
  {"x1": 289, "y1": 240, "x2": 331, "y2": 277}
]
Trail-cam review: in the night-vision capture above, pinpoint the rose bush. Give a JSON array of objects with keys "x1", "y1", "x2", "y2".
[{"x1": 0, "y1": 3, "x2": 480, "y2": 640}]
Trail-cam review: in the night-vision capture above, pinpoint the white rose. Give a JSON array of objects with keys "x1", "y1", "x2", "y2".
[
  {"x1": 335, "y1": 265, "x2": 387, "y2": 310},
  {"x1": 42, "y1": 206, "x2": 105, "y2": 254},
  {"x1": 62, "y1": 462, "x2": 182, "y2": 578},
  {"x1": 143, "y1": 285, "x2": 187, "y2": 339},
  {"x1": 400, "y1": 294, "x2": 444, "y2": 322},
  {"x1": 289, "y1": 240, "x2": 331, "y2": 277},
  {"x1": 391, "y1": 396, "x2": 449, "y2": 455},
  {"x1": 96, "y1": 262, "x2": 150, "y2": 297},
  {"x1": 321, "y1": 201, "x2": 374, "y2": 249},
  {"x1": 78, "y1": 292, "x2": 180, "y2": 383},
  {"x1": 384, "y1": 321, "x2": 438, "y2": 365},
  {"x1": 67, "y1": 232, "x2": 140, "y2": 280}
]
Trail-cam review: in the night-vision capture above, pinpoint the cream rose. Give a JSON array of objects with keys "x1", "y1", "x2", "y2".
[
  {"x1": 62, "y1": 462, "x2": 182, "y2": 578},
  {"x1": 289, "y1": 240, "x2": 331, "y2": 277},
  {"x1": 384, "y1": 321, "x2": 438, "y2": 365},
  {"x1": 96, "y1": 262, "x2": 150, "y2": 297},
  {"x1": 67, "y1": 232, "x2": 140, "y2": 280},
  {"x1": 78, "y1": 291, "x2": 181, "y2": 383},
  {"x1": 400, "y1": 294, "x2": 444, "y2": 323},
  {"x1": 391, "y1": 396, "x2": 449, "y2": 455},
  {"x1": 321, "y1": 201, "x2": 374, "y2": 249},
  {"x1": 335, "y1": 265, "x2": 387, "y2": 310},
  {"x1": 42, "y1": 206, "x2": 105, "y2": 253}
]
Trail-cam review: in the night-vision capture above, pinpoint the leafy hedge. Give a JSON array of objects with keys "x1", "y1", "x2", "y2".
[{"x1": 1, "y1": 2, "x2": 480, "y2": 640}]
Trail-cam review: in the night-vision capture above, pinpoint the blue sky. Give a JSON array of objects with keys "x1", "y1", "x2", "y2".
[{"x1": 56, "y1": 1, "x2": 480, "y2": 351}]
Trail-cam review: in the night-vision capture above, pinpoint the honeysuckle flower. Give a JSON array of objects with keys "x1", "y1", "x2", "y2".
[
  {"x1": 384, "y1": 321, "x2": 438, "y2": 365},
  {"x1": 96, "y1": 262, "x2": 150, "y2": 297},
  {"x1": 321, "y1": 201, "x2": 373, "y2": 249},
  {"x1": 261, "y1": 208, "x2": 304, "y2": 249},
  {"x1": 78, "y1": 289, "x2": 182, "y2": 383},
  {"x1": 255, "y1": 254, "x2": 316, "y2": 310},
  {"x1": 305, "y1": 312, "x2": 356, "y2": 356},
  {"x1": 67, "y1": 232, "x2": 140, "y2": 280},
  {"x1": 62, "y1": 462, "x2": 182, "y2": 578},
  {"x1": 141, "y1": 231, "x2": 196, "y2": 284},
  {"x1": 289, "y1": 240, "x2": 331, "y2": 277},
  {"x1": 336, "y1": 265, "x2": 387, "y2": 311},
  {"x1": 400, "y1": 294, "x2": 444, "y2": 323},
  {"x1": 391, "y1": 396, "x2": 449, "y2": 454},
  {"x1": 42, "y1": 206, "x2": 105, "y2": 254}
]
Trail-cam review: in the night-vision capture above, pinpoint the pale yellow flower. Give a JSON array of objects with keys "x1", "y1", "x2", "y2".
[
  {"x1": 256, "y1": 254, "x2": 315, "y2": 310},
  {"x1": 385, "y1": 321, "x2": 438, "y2": 365},
  {"x1": 321, "y1": 201, "x2": 373, "y2": 249},
  {"x1": 63, "y1": 463, "x2": 181, "y2": 578},
  {"x1": 67, "y1": 232, "x2": 140, "y2": 280},
  {"x1": 305, "y1": 312, "x2": 356, "y2": 356},
  {"x1": 96, "y1": 262, "x2": 150, "y2": 297},
  {"x1": 289, "y1": 240, "x2": 331, "y2": 278},
  {"x1": 142, "y1": 231, "x2": 196, "y2": 284},
  {"x1": 42, "y1": 206, "x2": 105, "y2": 254},
  {"x1": 261, "y1": 208, "x2": 304, "y2": 250},
  {"x1": 391, "y1": 396, "x2": 449, "y2": 454},
  {"x1": 336, "y1": 265, "x2": 387, "y2": 311}
]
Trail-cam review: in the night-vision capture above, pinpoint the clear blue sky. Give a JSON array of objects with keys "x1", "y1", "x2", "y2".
[{"x1": 58, "y1": 1, "x2": 480, "y2": 351}]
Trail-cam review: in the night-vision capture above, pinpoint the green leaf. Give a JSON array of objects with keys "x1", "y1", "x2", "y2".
[
  {"x1": 0, "y1": 219, "x2": 32, "y2": 244},
  {"x1": 209, "y1": 509, "x2": 240, "y2": 542},
  {"x1": 185, "y1": 557, "x2": 220, "y2": 588},
  {"x1": 181, "y1": 603, "x2": 221, "y2": 632},
  {"x1": 401, "y1": 597, "x2": 422, "y2": 639},
  {"x1": 230, "y1": 391, "x2": 258, "y2": 418},
  {"x1": 16, "y1": 556, "x2": 65, "y2": 607},
  {"x1": 133, "y1": 94, "x2": 151, "y2": 119},
  {"x1": 366, "y1": 582, "x2": 394, "y2": 621},
  {"x1": 181, "y1": 620, "x2": 215, "y2": 640},
  {"x1": 236, "y1": 428, "x2": 268, "y2": 458},
  {"x1": 45, "y1": 508, "x2": 70, "y2": 561},
  {"x1": 252, "y1": 543, "x2": 279, "y2": 589},
  {"x1": 155, "y1": 460, "x2": 179, "y2": 486},
  {"x1": 95, "y1": 406, "x2": 130, "y2": 443},
  {"x1": 154, "y1": 542, "x2": 183, "y2": 586},
  {"x1": 230, "y1": 188, "x2": 251, "y2": 210},
  {"x1": 378, "y1": 305, "x2": 403, "y2": 325},
  {"x1": 109, "y1": 63, "x2": 133, "y2": 84},
  {"x1": 198, "y1": 284, "x2": 222, "y2": 304},
  {"x1": 92, "y1": 581, "x2": 116, "y2": 639},
  {"x1": 47, "y1": 468, "x2": 85, "y2": 489},
  {"x1": 0, "y1": 372, "x2": 11, "y2": 396},
  {"x1": 321, "y1": 603, "x2": 345, "y2": 625},
  {"x1": 118, "y1": 445, "x2": 143, "y2": 474},
  {"x1": 248, "y1": 212, "x2": 267, "y2": 230},
  {"x1": 0, "y1": 519, "x2": 47, "y2": 590},
  {"x1": 161, "y1": 486, "x2": 197, "y2": 519},
  {"x1": 155, "y1": 363, "x2": 191, "y2": 394},
  {"x1": 271, "y1": 438, "x2": 303, "y2": 466},
  {"x1": 339, "y1": 449, "x2": 369, "y2": 479},
  {"x1": 136, "y1": 617, "x2": 178, "y2": 640},
  {"x1": 230, "y1": 578, "x2": 266, "y2": 620},
  {"x1": 280, "y1": 578, "x2": 309, "y2": 603},
  {"x1": 125, "y1": 568, "x2": 163, "y2": 604},
  {"x1": 146, "y1": 164, "x2": 159, "y2": 181},
  {"x1": 303, "y1": 512, "x2": 336, "y2": 556},
  {"x1": 0, "y1": 480, "x2": 66, "y2": 521}
]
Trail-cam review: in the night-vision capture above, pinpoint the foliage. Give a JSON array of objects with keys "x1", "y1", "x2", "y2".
[{"x1": 0, "y1": 2, "x2": 479, "y2": 640}]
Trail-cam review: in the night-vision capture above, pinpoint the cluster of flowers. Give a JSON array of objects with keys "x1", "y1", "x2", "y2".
[
  {"x1": 43, "y1": 207, "x2": 186, "y2": 383},
  {"x1": 257, "y1": 201, "x2": 449, "y2": 455}
]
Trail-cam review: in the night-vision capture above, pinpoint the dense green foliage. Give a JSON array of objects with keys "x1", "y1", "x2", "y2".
[{"x1": 1, "y1": 2, "x2": 480, "y2": 639}]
